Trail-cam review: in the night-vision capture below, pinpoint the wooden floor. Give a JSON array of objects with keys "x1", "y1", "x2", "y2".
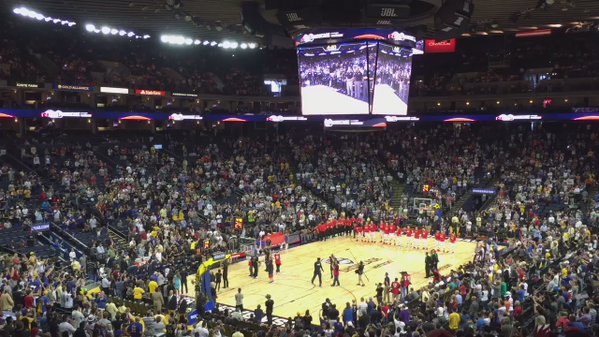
[{"x1": 187, "y1": 236, "x2": 477, "y2": 319}]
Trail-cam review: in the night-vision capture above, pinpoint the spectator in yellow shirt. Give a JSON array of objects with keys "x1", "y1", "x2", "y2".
[
  {"x1": 133, "y1": 286, "x2": 145, "y2": 301},
  {"x1": 449, "y1": 311, "x2": 461, "y2": 332},
  {"x1": 148, "y1": 280, "x2": 159, "y2": 294}
]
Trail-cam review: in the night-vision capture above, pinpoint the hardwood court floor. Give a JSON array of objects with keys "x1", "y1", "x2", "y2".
[{"x1": 192, "y1": 236, "x2": 477, "y2": 319}]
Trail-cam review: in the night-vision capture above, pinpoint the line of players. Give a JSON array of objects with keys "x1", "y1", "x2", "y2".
[{"x1": 314, "y1": 219, "x2": 457, "y2": 253}]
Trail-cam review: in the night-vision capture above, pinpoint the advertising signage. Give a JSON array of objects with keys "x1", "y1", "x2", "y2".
[
  {"x1": 1, "y1": 108, "x2": 599, "y2": 123},
  {"x1": 171, "y1": 92, "x2": 199, "y2": 98},
  {"x1": 135, "y1": 89, "x2": 166, "y2": 96},
  {"x1": 472, "y1": 188, "x2": 497, "y2": 195},
  {"x1": 32, "y1": 222, "x2": 51, "y2": 232},
  {"x1": 424, "y1": 39, "x2": 456, "y2": 53},
  {"x1": 40, "y1": 109, "x2": 92, "y2": 119},
  {"x1": 10, "y1": 81, "x2": 43, "y2": 89},
  {"x1": 100, "y1": 86, "x2": 129, "y2": 94},
  {"x1": 56, "y1": 84, "x2": 93, "y2": 92}
]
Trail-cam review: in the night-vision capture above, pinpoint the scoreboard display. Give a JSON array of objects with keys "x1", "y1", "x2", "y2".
[{"x1": 296, "y1": 29, "x2": 421, "y2": 116}]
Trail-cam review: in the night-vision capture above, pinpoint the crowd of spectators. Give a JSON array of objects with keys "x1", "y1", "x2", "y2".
[
  {"x1": 0, "y1": 123, "x2": 598, "y2": 337},
  {"x1": 410, "y1": 33, "x2": 599, "y2": 97},
  {"x1": 0, "y1": 17, "x2": 281, "y2": 97},
  {"x1": 293, "y1": 135, "x2": 396, "y2": 220},
  {"x1": 3, "y1": 14, "x2": 599, "y2": 101}
]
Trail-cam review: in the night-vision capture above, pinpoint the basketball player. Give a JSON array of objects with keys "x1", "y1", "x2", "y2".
[
  {"x1": 369, "y1": 222, "x2": 378, "y2": 243},
  {"x1": 396, "y1": 226, "x2": 403, "y2": 247},
  {"x1": 414, "y1": 227, "x2": 421, "y2": 249},
  {"x1": 389, "y1": 222, "x2": 397, "y2": 246},
  {"x1": 354, "y1": 223, "x2": 362, "y2": 241},
  {"x1": 439, "y1": 232, "x2": 447, "y2": 252},
  {"x1": 329, "y1": 254, "x2": 337, "y2": 279},
  {"x1": 391, "y1": 277, "x2": 401, "y2": 302},
  {"x1": 274, "y1": 252, "x2": 282, "y2": 272},
  {"x1": 331, "y1": 261, "x2": 340, "y2": 287},
  {"x1": 266, "y1": 257, "x2": 274, "y2": 283},
  {"x1": 434, "y1": 231, "x2": 442, "y2": 251},
  {"x1": 356, "y1": 261, "x2": 365, "y2": 286},
  {"x1": 406, "y1": 226, "x2": 414, "y2": 249},
  {"x1": 222, "y1": 258, "x2": 229, "y2": 288},
  {"x1": 359, "y1": 223, "x2": 367, "y2": 242},
  {"x1": 311, "y1": 257, "x2": 324, "y2": 287},
  {"x1": 450, "y1": 232, "x2": 457, "y2": 253},
  {"x1": 422, "y1": 229, "x2": 430, "y2": 251}
]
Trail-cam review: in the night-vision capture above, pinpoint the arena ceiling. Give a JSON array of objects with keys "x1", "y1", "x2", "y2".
[{"x1": 4, "y1": 0, "x2": 599, "y2": 45}]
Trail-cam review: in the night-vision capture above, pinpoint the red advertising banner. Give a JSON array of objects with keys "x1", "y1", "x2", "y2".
[
  {"x1": 135, "y1": 89, "x2": 166, "y2": 96},
  {"x1": 424, "y1": 39, "x2": 456, "y2": 53},
  {"x1": 262, "y1": 233, "x2": 286, "y2": 247}
]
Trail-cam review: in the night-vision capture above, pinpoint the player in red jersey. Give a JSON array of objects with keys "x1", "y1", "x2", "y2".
[
  {"x1": 439, "y1": 232, "x2": 447, "y2": 252},
  {"x1": 406, "y1": 226, "x2": 414, "y2": 248},
  {"x1": 396, "y1": 226, "x2": 403, "y2": 247},
  {"x1": 421, "y1": 229, "x2": 430, "y2": 250},
  {"x1": 434, "y1": 232, "x2": 442, "y2": 251},
  {"x1": 364, "y1": 223, "x2": 372, "y2": 242},
  {"x1": 450, "y1": 233, "x2": 457, "y2": 253},
  {"x1": 329, "y1": 219, "x2": 337, "y2": 238},
  {"x1": 369, "y1": 223, "x2": 378, "y2": 243},
  {"x1": 388, "y1": 223, "x2": 396, "y2": 245},
  {"x1": 414, "y1": 228, "x2": 422, "y2": 249},
  {"x1": 380, "y1": 223, "x2": 387, "y2": 244},
  {"x1": 355, "y1": 224, "x2": 363, "y2": 241}
]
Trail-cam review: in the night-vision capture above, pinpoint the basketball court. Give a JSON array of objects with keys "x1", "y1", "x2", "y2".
[{"x1": 190, "y1": 236, "x2": 477, "y2": 319}]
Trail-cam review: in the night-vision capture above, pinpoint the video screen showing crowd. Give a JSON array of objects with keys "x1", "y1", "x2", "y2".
[
  {"x1": 371, "y1": 43, "x2": 412, "y2": 115},
  {"x1": 298, "y1": 42, "x2": 412, "y2": 115},
  {"x1": 298, "y1": 42, "x2": 370, "y2": 115}
]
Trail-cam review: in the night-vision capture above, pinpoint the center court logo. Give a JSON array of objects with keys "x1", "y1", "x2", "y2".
[{"x1": 324, "y1": 257, "x2": 354, "y2": 265}]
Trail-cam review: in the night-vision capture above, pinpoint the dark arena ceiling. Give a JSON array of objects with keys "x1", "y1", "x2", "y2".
[{"x1": 3, "y1": 0, "x2": 599, "y2": 46}]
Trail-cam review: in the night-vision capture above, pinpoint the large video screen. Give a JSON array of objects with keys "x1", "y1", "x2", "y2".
[
  {"x1": 371, "y1": 43, "x2": 412, "y2": 115},
  {"x1": 298, "y1": 41, "x2": 413, "y2": 115},
  {"x1": 298, "y1": 42, "x2": 370, "y2": 115}
]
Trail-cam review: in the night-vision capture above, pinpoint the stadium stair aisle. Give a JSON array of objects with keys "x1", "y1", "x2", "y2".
[
  {"x1": 448, "y1": 190, "x2": 473, "y2": 216},
  {"x1": 91, "y1": 207, "x2": 130, "y2": 251},
  {"x1": 390, "y1": 179, "x2": 406, "y2": 211},
  {"x1": 108, "y1": 228, "x2": 129, "y2": 251}
]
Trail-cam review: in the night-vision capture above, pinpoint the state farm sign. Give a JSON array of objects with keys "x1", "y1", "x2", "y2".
[
  {"x1": 135, "y1": 89, "x2": 166, "y2": 96},
  {"x1": 424, "y1": 39, "x2": 456, "y2": 53}
]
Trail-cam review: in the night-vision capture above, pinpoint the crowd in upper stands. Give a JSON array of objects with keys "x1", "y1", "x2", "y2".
[
  {"x1": 2, "y1": 8, "x2": 599, "y2": 337},
  {"x1": 1, "y1": 14, "x2": 599, "y2": 103},
  {"x1": 0, "y1": 123, "x2": 598, "y2": 337},
  {"x1": 410, "y1": 34, "x2": 599, "y2": 97}
]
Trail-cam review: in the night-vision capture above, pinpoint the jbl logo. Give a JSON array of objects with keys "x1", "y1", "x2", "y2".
[
  {"x1": 380, "y1": 7, "x2": 397, "y2": 17},
  {"x1": 286, "y1": 12, "x2": 302, "y2": 22}
]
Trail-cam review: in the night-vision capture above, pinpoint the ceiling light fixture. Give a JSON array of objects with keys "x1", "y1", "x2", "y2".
[{"x1": 13, "y1": 7, "x2": 76, "y2": 27}]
